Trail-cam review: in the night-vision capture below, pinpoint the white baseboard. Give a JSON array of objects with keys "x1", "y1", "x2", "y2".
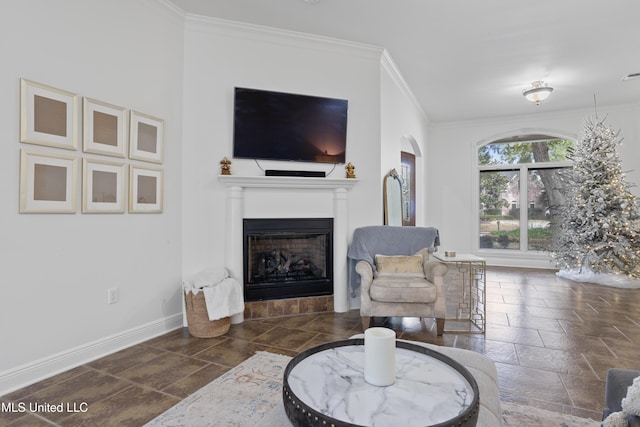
[{"x1": 0, "y1": 313, "x2": 183, "y2": 396}]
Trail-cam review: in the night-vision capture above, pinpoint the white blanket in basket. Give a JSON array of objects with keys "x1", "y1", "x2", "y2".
[{"x1": 183, "y1": 268, "x2": 244, "y2": 321}]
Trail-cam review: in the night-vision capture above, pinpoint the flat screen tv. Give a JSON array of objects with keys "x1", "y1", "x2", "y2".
[{"x1": 233, "y1": 87, "x2": 348, "y2": 164}]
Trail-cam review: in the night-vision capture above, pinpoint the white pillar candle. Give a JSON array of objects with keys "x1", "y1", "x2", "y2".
[{"x1": 364, "y1": 327, "x2": 396, "y2": 386}]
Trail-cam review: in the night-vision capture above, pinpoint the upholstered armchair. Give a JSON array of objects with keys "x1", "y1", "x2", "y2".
[{"x1": 348, "y1": 226, "x2": 448, "y2": 335}]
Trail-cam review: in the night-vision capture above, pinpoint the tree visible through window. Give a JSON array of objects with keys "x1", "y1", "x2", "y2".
[{"x1": 478, "y1": 136, "x2": 573, "y2": 252}]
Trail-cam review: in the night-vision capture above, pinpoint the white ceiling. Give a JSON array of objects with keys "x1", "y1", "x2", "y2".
[{"x1": 170, "y1": 0, "x2": 640, "y2": 123}]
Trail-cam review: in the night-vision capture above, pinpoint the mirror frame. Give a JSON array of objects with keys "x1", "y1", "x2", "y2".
[{"x1": 383, "y1": 168, "x2": 403, "y2": 226}]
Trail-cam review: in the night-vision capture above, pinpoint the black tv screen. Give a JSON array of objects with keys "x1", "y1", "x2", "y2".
[{"x1": 233, "y1": 87, "x2": 348, "y2": 164}]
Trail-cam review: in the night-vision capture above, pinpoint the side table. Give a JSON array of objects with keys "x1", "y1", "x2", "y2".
[{"x1": 432, "y1": 253, "x2": 486, "y2": 333}]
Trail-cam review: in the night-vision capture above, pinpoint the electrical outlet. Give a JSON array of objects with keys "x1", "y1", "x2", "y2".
[{"x1": 108, "y1": 287, "x2": 119, "y2": 304}]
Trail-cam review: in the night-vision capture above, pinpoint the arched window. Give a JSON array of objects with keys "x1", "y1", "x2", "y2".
[{"x1": 477, "y1": 134, "x2": 573, "y2": 253}]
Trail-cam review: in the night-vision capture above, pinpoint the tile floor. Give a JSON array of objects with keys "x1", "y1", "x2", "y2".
[{"x1": 1, "y1": 267, "x2": 639, "y2": 426}]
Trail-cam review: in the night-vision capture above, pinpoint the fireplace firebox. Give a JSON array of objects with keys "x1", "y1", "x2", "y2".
[{"x1": 243, "y1": 218, "x2": 333, "y2": 301}]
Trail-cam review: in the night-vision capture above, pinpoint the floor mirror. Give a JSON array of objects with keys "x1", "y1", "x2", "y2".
[{"x1": 383, "y1": 168, "x2": 403, "y2": 226}]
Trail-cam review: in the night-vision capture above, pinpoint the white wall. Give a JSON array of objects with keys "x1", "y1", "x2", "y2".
[
  {"x1": 0, "y1": 0, "x2": 184, "y2": 393},
  {"x1": 180, "y1": 17, "x2": 389, "y2": 278},
  {"x1": 428, "y1": 104, "x2": 640, "y2": 267},
  {"x1": 380, "y1": 53, "x2": 430, "y2": 226}
]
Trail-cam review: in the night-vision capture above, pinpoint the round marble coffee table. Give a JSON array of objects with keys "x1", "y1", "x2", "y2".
[{"x1": 283, "y1": 339, "x2": 479, "y2": 427}]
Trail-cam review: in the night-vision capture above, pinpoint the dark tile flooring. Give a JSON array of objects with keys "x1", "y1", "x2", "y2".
[{"x1": 2, "y1": 267, "x2": 639, "y2": 426}]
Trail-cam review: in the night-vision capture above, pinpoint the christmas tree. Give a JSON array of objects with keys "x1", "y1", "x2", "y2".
[{"x1": 552, "y1": 116, "x2": 640, "y2": 281}]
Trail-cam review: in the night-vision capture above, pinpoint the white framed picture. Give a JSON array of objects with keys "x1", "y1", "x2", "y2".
[
  {"x1": 20, "y1": 150, "x2": 78, "y2": 213},
  {"x1": 83, "y1": 97, "x2": 127, "y2": 157},
  {"x1": 20, "y1": 78, "x2": 78, "y2": 150},
  {"x1": 82, "y1": 159, "x2": 126, "y2": 213},
  {"x1": 129, "y1": 165, "x2": 163, "y2": 213},
  {"x1": 129, "y1": 110, "x2": 163, "y2": 163}
]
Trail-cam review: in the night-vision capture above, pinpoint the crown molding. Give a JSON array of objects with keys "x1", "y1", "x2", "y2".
[
  {"x1": 156, "y1": 0, "x2": 185, "y2": 15},
  {"x1": 380, "y1": 50, "x2": 429, "y2": 123},
  {"x1": 185, "y1": 14, "x2": 384, "y2": 61}
]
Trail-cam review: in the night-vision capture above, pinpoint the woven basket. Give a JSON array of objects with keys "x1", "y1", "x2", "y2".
[{"x1": 184, "y1": 291, "x2": 231, "y2": 338}]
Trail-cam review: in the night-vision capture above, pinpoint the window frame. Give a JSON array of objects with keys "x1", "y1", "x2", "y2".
[{"x1": 472, "y1": 133, "x2": 575, "y2": 266}]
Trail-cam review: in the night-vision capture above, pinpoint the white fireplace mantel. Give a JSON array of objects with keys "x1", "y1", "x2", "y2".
[
  {"x1": 217, "y1": 175, "x2": 359, "y2": 316},
  {"x1": 218, "y1": 175, "x2": 359, "y2": 190}
]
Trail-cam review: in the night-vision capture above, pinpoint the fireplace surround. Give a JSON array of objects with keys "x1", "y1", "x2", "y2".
[{"x1": 218, "y1": 175, "x2": 358, "y2": 316}]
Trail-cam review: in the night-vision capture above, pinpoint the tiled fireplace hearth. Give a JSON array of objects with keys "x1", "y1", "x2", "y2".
[
  {"x1": 243, "y1": 295, "x2": 334, "y2": 320},
  {"x1": 218, "y1": 175, "x2": 358, "y2": 320}
]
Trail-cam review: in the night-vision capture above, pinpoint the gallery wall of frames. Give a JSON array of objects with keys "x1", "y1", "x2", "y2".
[{"x1": 18, "y1": 78, "x2": 164, "y2": 214}]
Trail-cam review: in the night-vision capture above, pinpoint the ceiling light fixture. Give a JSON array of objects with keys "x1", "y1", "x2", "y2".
[{"x1": 522, "y1": 81, "x2": 554, "y2": 105}]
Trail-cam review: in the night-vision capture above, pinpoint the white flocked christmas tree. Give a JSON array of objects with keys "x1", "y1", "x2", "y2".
[{"x1": 552, "y1": 115, "x2": 640, "y2": 287}]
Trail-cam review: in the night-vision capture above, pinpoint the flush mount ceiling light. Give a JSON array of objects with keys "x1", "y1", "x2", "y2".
[{"x1": 523, "y1": 81, "x2": 554, "y2": 105}]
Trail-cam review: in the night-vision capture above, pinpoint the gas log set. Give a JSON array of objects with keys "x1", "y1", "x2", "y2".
[{"x1": 255, "y1": 249, "x2": 323, "y2": 282}]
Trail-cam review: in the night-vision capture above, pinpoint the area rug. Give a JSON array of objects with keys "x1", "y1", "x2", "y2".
[
  {"x1": 501, "y1": 401, "x2": 599, "y2": 426},
  {"x1": 145, "y1": 351, "x2": 600, "y2": 427}
]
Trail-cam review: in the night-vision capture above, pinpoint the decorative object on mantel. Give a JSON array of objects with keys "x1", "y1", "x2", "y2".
[
  {"x1": 445, "y1": 251, "x2": 457, "y2": 257},
  {"x1": 219, "y1": 156, "x2": 231, "y2": 175},
  {"x1": 345, "y1": 162, "x2": 356, "y2": 178}
]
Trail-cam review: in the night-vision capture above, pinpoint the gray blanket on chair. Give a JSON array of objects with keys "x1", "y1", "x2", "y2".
[{"x1": 347, "y1": 226, "x2": 440, "y2": 296}]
